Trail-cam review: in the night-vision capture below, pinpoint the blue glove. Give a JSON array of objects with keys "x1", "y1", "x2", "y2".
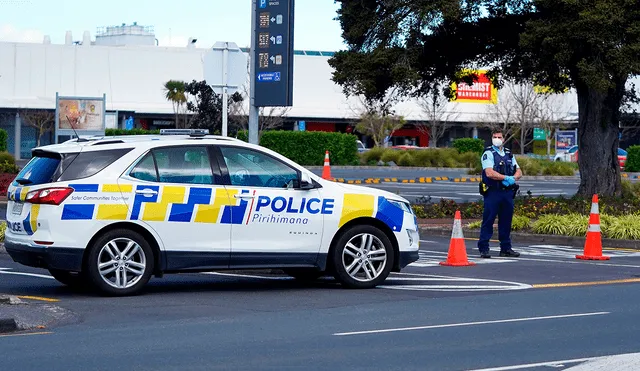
[{"x1": 502, "y1": 176, "x2": 515, "y2": 186}]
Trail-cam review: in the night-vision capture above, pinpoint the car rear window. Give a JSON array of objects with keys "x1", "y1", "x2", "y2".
[
  {"x1": 58, "y1": 148, "x2": 133, "y2": 181},
  {"x1": 13, "y1": 148, "x2": 132, "y2": 186},
  {"x1": 13, "y1": 156, "x2": 63, "y2": 186}
]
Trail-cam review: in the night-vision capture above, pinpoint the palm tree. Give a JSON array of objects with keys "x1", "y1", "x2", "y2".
[{"x1": 163, "y1": 80, "x2": 187, "y2": 128}]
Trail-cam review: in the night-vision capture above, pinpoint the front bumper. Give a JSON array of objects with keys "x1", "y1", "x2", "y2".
[
  {"x1": 398, "y1": 250, "x2": 419, "y2": 269},
  {"x1": 5, "y1": 240, "x2": 84, "y2": 272}
]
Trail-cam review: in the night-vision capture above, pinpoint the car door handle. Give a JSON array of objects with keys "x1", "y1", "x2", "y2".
[
  {"x1": 234, "y1": 194, "x2": 255, "y2": 199},
  {"x1": 135, "y1": 189, "x2": 158, "y2": 195}
]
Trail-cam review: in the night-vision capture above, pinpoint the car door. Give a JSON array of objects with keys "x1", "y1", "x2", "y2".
[
  {"x1": 118, "y1": 144, "x2": 232, "y2": 270},
  {"x1": 215, "y1": 145, "x2": 325, "y2": 268}
]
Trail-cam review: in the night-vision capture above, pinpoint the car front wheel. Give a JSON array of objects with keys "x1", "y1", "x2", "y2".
[
  {"x1": 331, "y1": 225, "x2": 394, "y2": 289},
  {"x1": 85, "y1": 229, "x2": 154, "y2": 296}
]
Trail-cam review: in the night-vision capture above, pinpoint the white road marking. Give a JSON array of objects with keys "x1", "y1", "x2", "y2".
[
  {"x1": 380, "y1": 272, "x2": 531, "y2": 292},
  {"x1": 466, "y1": 352, "x2": 640, "y2": 371},
  {"x1": 332, "y1": 311, "x2": 610, "y2": 336},
  {"x1": 0, "y1": 267, "x2": 54, "y2": 280}
]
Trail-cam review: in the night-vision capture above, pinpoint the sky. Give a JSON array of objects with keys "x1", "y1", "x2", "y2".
[{"x1": 0, "y1": 0, "x2": 346, "y2": 51}]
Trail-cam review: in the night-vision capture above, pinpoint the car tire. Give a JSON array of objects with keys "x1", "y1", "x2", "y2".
[
  {"x1": 85, "y1": 229, "x2": 154, "y2": 296},
  {"x1": 331, "y1": 224, "x2": 394, "y2": 289},
  {"x1": 282, "y1": 268, "x2": 324, "y2": 281},
  {"x1": 48, "y1": 269, "x2": 88, "y2": 289}
]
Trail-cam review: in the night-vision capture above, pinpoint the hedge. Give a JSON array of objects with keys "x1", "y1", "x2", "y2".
[
  {"x1": 452, "y1": 138, "x2": 485, "y2": 154},
  {"x1": 625, "y1": 145, "x2": 640, "y2": 172},
  {"x1": 258, "y1": 131, "x2": 359, "y2": 166},
  {"x1": 0, "y1": 128, "x2": 7, "y2": 152}
]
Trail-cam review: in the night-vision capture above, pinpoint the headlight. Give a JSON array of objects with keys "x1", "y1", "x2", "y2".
[{"x1": 387, "y1": 199, "x2": 412, "y2": 214}]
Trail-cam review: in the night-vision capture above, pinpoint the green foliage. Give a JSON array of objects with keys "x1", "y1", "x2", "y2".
[
  {"x1": 184, "y1": 80, "x2": 244, "y2": 133},
  {"x1": 467, "y1": 220, "x2": 481, "y2": 229},
  {"x1": 330, "y1": 0, "x2": 640, "y2": 197},
  {"x1": 452, "y1": 138, "x2": 485, "y2": 154},
  {"x1": 0, "y1": 221, "x2": 5, "y2": 242},
  {"x1": 605, "y1": 215, "x2": 640, "y2": 240},
  {"x1": 355, "y1": 112, "x2": 405, "y2": 147},
  {"x1": 106, "y1": 129, "x2": 161, "y2": 136},
  {"x1": 621, "y1": 179, "x2": 640, "y2": 199},
  {"x1": 0, "y1": 152, "x2": 15, "y2": 165},
  {"x1": 624, "y1": 145, "x2": 640, "y2": 172},
  {"x1": 360, "y1": 147, "x2": 386, "y2": 165},
  {"x1": 532, "y1": 214, "x2": 588, "y2": 236},
  {"x1": 0, "y1": 161, "x2": 19, "y2": 174},
  {"x1": 0, "y1": 128, "x2": 7, "y2": 152},
  {"x1": 258, "y1": 131, "x2": 359, "y2": 166},
  {"x1": 511, "y1": 215, "x2": 531, "y2": 231},
  {"x1": 235, "y1": 130, "x2": 248, "y2": 142}
]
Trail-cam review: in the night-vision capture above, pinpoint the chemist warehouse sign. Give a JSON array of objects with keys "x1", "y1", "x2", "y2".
[{"x1": 450, "y1": 70, "x2": 498, "y2": 104}]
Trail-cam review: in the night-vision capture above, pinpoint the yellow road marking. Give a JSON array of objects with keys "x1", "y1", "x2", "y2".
[
  {"x1": 0, "y1": 331, "x2": 52, "y2": 338},
  {"x1": 532, "y1": 278, "x2": 640, "y2": 289},
  {"x1": 16, "y1": 295, "x2": 60, "y2": 303}
]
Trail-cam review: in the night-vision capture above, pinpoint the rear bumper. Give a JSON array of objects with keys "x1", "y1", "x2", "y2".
[{"x1": 5, "y1": 241, "x2": 84, "y2": 272}]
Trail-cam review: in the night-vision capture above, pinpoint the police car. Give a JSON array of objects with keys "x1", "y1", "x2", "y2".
[{"x1": 5, "y1": 129, "x2": 419, "y2": 296}]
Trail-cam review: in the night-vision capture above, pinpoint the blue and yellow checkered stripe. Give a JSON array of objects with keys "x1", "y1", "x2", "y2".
[
  {"x1": 338, "y1": 194, "x2": 404, "y2": 232},
  {"x1": 7, "y1": 186, "x2": 30, "y2": 202},
  {"x1": 61, "y1": 184, "x2": 250, "y2": 225}
]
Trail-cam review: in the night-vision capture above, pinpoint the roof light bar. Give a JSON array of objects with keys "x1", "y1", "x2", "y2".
[{"x1": 159, "y1": 129, "x2": 210, "y2": 137}]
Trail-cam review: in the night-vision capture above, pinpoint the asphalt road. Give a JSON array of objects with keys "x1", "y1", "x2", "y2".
[{"x1": 2, "y1": 236, "x2": 640, "y2": 370}]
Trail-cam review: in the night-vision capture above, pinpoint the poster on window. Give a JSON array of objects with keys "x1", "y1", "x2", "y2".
[
  {"x1": 450, "y1": 70, "x2": 498, "y2": 104},
  {"x1": 57, "y1": 97, "x2": 105, "y2": 131}
]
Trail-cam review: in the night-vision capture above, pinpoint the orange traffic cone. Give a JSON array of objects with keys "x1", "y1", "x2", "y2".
[
  {"x1": 321, "y1": 150, "x2": 333, "y2": 180},
  {"x1": 440, "y1": 210, "x2": 476, "y2": 266},
  {"x1": 576, "y1": 194, "x2": 610, "y2": 260}
]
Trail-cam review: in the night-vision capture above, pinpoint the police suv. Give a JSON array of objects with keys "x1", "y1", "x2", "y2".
[{"x1": 5, "y1": 130, "x2": 419, "y2": 296}]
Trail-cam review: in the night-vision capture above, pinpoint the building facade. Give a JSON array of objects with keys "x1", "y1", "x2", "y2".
[{"x1": 1, "y1": 23, "x2": 636, "y2": 160}]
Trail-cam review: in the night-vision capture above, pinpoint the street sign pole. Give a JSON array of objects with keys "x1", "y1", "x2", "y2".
[
  {"x1": 248, "y1": 0, "x2": 259, "y2": 144},
  {"x1": 222, "y1": 42, "x2": 229, "y2": 137}
]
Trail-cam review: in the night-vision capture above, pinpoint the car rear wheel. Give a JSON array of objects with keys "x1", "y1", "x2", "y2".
[
  {"x1": 85, "y1": 229, "x2": 154, "y2": 296},
  {"x1": 331, "y1": 225, "x2": 394, "y2": 289}
]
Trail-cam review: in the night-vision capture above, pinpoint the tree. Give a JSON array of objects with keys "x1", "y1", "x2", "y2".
[
  {"x1": 329, "y1": 0, "x2": 640, "y2": 197},
  {"x1": 163, "y1": 80, "x2": 187, "y2": 128},
  {"x1": 417, "y1": 84, "x2": 460, "y2": 147},
  {"x1": 483, "y1": 82, "x2": 544, "y2": 154},
  {"x1": 183, "y1": 80, "x2": 243, "y2": 133},
  {"x1": 351, "y1": 95, "x2": 405, "y2": 147},
  {"x1": 20, "y1": 109, "x2": 55, "y2": 146},
  {"x1": 535, "y1": 93, "x2": 576, "y2": 157}
]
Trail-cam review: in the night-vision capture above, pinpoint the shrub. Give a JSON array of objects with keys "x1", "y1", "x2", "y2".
[
  {"x1": 452, "y1": 138, "x2": 485, "y2": 154},
  {"x1": 0, "y1": 221, "x2": 5, "y2": 242},
  {"x1": 360, "y1": 147, "x2": 386, "y2": 164},
  {"x1": 604, "y1": 215, "x2": 640, "y2": 240},
  {"x1": 0, "y1": 173, "x2": 16, "y2": 195},
  {"x1": 106, "y1": 128, "x2": 160, "y2": 136},
  {"x1": 235, "y1": 130, "x2": 248, "y2": 142},
  {"x1": 0, "y1": 152, "x2": 15, "y2": 165},
  {"x1": 258, "y1": 131, "x2": 359, "y2": 166},
  {"x1": 625, "y1": 145, "x2": 640, "y2": 172},
  {"x1": 532, "y1": 213, "x2": 588, "y2": 236},
  {"x1": 397, "y1": 152, "x2": 415, "y2": 167},
  {"x1": 380, "y1": 150, "x2": 402, "y2": 164},
  {"x1": 0, "y1": 161, "x2": 19, "y2": 174},
  {"x1": 511, "y1": 215, "x2": 531, "y2": 231},
  {"x1": 621, "y1": 179, "x2": 640, "y2": 200},
  {"x1": 0, "y1": 129, "x2": 7, "y2": 152}
]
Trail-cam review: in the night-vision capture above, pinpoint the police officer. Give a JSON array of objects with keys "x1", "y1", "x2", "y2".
[{"x1": 478, "y1": 129, "x2": 523, "y2": 258}]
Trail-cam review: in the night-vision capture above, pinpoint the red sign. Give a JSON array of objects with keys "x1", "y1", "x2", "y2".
[{"x1": 453, "y1": 71, "x2": 496, "y2": 103}]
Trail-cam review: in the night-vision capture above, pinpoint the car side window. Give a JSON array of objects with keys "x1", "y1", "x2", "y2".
[
  {"x1": 130, "y1": 152, "x2": 158, "y2": 182},
  {"x1": 149, "y1": 146, "x2": 214, "y2": 185},
  {"x1": 219, "y1": 146, "x2": 299, "y2": 188}
]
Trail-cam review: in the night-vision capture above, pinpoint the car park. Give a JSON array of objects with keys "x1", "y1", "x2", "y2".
[
  {"x1": 4, "y1": 129, "x2": 419, "y2": 296},
  {"x1": 554, "y1": 145, "x2": 627, "y2": 170}
]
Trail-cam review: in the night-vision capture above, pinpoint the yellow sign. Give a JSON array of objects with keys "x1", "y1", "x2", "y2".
[{"x1": 450, "y1": 70, "x2": 498, "y2": 104}]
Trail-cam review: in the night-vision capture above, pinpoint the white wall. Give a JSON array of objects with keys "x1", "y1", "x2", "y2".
[{"x1": 0, "y1": 40, "x2": 635, "y2": 122}]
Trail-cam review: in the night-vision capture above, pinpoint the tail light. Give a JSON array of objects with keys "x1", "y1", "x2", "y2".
[{"x1": 25, "y1": 187, "x2": 74, "y2": 205}]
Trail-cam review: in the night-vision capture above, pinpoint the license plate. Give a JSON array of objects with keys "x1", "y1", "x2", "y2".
[{"x1": 12, "y1": 202, "x2": 24, "y2": 215}]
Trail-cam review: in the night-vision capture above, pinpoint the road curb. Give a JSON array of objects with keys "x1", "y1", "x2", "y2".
[
  {"x1": 0, "y1": 243, "x2": 5, "y2": 254},
  {"x1": 419, "y1": 226, "x2": 640, "y2": 250},
  {"x1": 0, "y1": 318, "x2": 18, "y2": 333}
]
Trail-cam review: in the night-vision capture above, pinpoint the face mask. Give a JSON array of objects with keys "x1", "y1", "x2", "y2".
[{"x1": 492, "y1": 138, "x2": 503, "y2": 147}]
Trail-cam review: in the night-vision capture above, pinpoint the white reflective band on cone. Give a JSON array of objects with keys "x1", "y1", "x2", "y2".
[
  {"x1": 451, "y1": 219, "x2": 464, "y2": 239},
  {"x1": 590, "y1": 202, "x2": 599, "y2": 214},
  {"x1": 588, "y1": 224, "x2": 601, "y2": 232}
]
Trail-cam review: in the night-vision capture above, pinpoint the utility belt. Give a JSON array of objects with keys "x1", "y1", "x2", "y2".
[{"x1": 479, "y1": 181, "x2": 519, "y2": 198}]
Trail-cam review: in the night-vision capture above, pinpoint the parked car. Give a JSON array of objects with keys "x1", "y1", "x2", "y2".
[
  {"x1": 554, "y1": 145, "x2": 627, "y2": 170},
  {"x1": 356, "y1": 140, "x2": 369, "y2": 153}
]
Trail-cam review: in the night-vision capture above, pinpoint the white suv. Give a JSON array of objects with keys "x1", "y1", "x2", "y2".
[{"x1": 5, "y1": 130, "x2": 419, "y2": 296}]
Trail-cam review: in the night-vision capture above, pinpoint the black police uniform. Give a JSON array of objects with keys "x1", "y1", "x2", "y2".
[{"x1": 478, "y1": 146, "x2": 519, "y2": 257}]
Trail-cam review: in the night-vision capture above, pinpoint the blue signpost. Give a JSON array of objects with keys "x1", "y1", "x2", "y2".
[{"x1": 252, "y1": 0, "x2": 295, "y2": 107}]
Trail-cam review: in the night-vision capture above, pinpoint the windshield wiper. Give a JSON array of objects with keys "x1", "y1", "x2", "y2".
[{"x1": 14, "y1": 178, "x2": 33, "y2": 185}]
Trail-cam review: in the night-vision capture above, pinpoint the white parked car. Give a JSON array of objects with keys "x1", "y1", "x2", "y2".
[
  {"x1": 5, "y1": 129, "x2": 419, "y2": 296},
  {"x1": 554, "y1": 145, "x2": 579, "y2": 162}
]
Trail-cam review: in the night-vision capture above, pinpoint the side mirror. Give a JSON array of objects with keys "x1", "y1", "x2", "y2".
[{"x1": 298, "y1": 172, "x2": 316, "y2": 190}]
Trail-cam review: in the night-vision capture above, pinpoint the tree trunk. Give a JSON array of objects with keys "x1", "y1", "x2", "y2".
[
  {"x1": 575, "y1": 80, "x2": 625, "y2": 197},
  {"x1": 520, "y1": 128, "x2": 526, "y2": 155},
  {"x1": 546, "y1": 138, "x2": 551, "y2": 157}
]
